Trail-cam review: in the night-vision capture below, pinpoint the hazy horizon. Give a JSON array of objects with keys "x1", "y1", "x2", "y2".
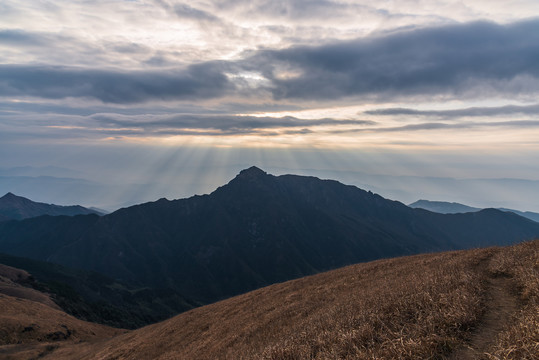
[{"x1": 2, "y1": 150, "x2": 539, "y2": 213}]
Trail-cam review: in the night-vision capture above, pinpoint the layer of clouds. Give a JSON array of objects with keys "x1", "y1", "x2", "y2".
[
  {"x1": 0, "y1": 29, "x2": 57, "y2": 46},
  {"x1": 3, "y1": 0, "x2": 539, "y2": 70},
  {"x1": 245, "y1": 19, "x2": 539, "y2": 101},
  {"x1": 365, "y1": 103, "x2": 539, "y2": 118},
  {"x1": 0, "y1": 63, "x2": 231, "y2": 103},
  {"x1": 1, "y1": 2, "x2": 538, "y2": 150},
  {"x1": 0, "y1": 29, "x2": 158, "y2": 68},
  {"x1": 2, "y1": 19, "x2": 538, "y2": 105},
  {"x1": 3, "y1": 108, "x2": 539, "y2": 142},
  {"x1": 317, "y1": 119, "x2": 539, "y2": 136},
  {"x1": 371, "y1": 120, "x2": 539, "y2": 133},
  {"x1": 90, "y1": 113, "x2": 375, "y2": 132},
  {"x1": 0, "y1": 111, "x2": 374, "y2": 138},
  {"x1": 213, "y1": 0, "x2": 388, "y2": 21},
  {"x1": 212, "y1": 0, "x2": 539, "y2": 24}
]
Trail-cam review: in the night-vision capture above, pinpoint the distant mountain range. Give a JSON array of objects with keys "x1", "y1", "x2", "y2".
[
  {"x1": 0, "y1": 167, "x2": 538, "y2": 306},
  {"x1": 0, "y1": 192, "x2": 103, "y2": 220},
  {"x1": 409, "y1": 199, "x2": 539, "y2": 222}
]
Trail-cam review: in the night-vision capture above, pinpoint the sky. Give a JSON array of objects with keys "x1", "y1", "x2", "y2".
[{"x1": 1, "y1": 0, "x2": 539, "y2": 211}]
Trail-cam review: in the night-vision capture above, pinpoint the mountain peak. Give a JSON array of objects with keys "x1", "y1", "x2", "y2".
[
  {"x1": 0, "y1": 192, "x2": 30, "y2": 204},
  {"x1": 1, "y1": 192, "x2": 18, "y2": 200},
  {"x1": 236, "y1": 166, "x2": 268, "y2": 179}
]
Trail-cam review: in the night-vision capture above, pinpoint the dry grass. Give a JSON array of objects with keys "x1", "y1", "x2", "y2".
[
  {"x1": 0, "y1": 293, "x2": 125, "y2": 360},
  {"x1": 7, "y1": 240, "x2": 537, "y2": 360},
  {"x1": 50, "y1": 247, "x2": 497, "y2": 359},
  {"x1": 483, "y1": 240, "x2": 539, "y2": 359},
  {"x1": 0, "y1": 262, "x2": 124, "y2": 357}
]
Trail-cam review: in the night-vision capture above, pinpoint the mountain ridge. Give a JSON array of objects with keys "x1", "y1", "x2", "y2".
[
  {"x1": 0, "y1": 192, "x2": 103, "y2": 220},
  {"x1": 409, "y1": 199, "x2": 539, "y2": 222}
]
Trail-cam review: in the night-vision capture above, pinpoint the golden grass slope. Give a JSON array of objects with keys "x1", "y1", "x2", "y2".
[
  {"x1": 45, "y1": 240, "x2": 538, "y2": 360},
  {"x1": 0, "y1": 265, "x2": 125, "y2": 360},
  {"x1": 3, "y1": 240, "x2": 536, "y2": 360},
  {"x1": 484, "y1": 240, "x2": 539, "y2": 359}
]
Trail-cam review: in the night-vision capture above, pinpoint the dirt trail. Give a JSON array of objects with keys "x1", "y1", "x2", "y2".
[{"x1": 449, "y1": 269, "x2": 519, "y2": 359}]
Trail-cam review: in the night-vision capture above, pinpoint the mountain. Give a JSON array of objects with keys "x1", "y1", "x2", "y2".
[
  {"x1": 409, "y1": 199, "x2": 539, "y2": 222},
  {"x1": 89, "y1": 206, "x2": 110, "y2": 215},
  {"x1": 408, "y1": 199, "x2": 481, "y2": 213},
  {"x1": 498, "y1": 207, "x2": 539, "y2": 223},
  {"x1": 0, "y1": 167, "x2": 538, "y2": 306},
  {"x1": 30, "y1": 240, "x2": 539, "y2": 360},
  {"x1": 0, "y1": 192, "x2": 103, "y2": 220},
  {"x1": 0, "y1": 252, "x2": 196, "y2": 329}
]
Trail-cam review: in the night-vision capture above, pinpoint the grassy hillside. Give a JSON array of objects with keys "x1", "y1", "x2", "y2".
[
  {"x1": 0, "y1": 293, "x2": 124, "y2": 360},
  {"x1": 43, "y1": 239, "x2": 538, "y2": 360},
  {"x1": 0, "y1": 263, "x2": 60, "y2": 310}
]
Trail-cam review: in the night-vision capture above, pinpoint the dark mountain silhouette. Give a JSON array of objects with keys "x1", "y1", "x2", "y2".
[
  {"x1": 498, "y1": 208, "x2": 539, "y2": 222},
  {"x1": 409, "y1": 199, "x2": 539, "y2": 222},
  {"x1": 0, "y1": 167, "x2": 538, "y2": 306},
  {"x1": 0, "y1": 192, "x2": 103, "y2": 220}
]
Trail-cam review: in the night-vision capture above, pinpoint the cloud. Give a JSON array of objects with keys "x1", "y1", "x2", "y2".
[
  {"x1": 173, "y1": 3, "x2": 221, "y2": 22},
  {"x1": 0, "y1": 110, "x2": 375, "y2": 139},
  {"x1": 7, "y1": 105, "x2": 539, "y2": 141},
  {"x1": 0, "y1": 63, "x2": 232, "y2": 103},
  {"x1": 364, "y1": 103, "x2": 539, "y2": 118},
  {"x1": 215, "y1": 0, "x2": 354, "y2": 19},
  {"x1": 241, "y1": 19, "x2": 539, "y2": 101},
  {"x1": 0, "y1": 29, "x2": 52, "y2": 46},
  {"x1": 0, "y1": 29, "x2": 157, "y2": 68},
  {"x1": 2, "y1": 19, "x2": 539, "y2": 106},
  {"x1": 336, "y1": 120, "x2": 539, "y2": 134},
  {"x1": 212, "y1": 0, "x2": 418, "y2": 24},
  {"x1": 154, "y1": 0, "x2": 222, "y2": 22},
  {"x1": 90, "y1": 113, "x2": 375, "y2": 133}
]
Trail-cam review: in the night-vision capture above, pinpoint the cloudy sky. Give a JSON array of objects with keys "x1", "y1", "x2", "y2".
[{"x1": 2, "y1": 0, "x2": 539, "y2": 210}]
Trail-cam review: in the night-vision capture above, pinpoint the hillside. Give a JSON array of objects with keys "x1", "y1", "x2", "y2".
[
  {"x1": 37, "y1": 239, "x2": 539, "y2": 359},
  {"x1": 0, "y1": 167, "x2": 538, "y2": 306},
  {"x1": 0, "y1": 263, "x2": 60, "y2": 310},
  {"x1": 0, "y1": 253, "x2": 197, "y2": 329},
  {"x1": 0, "y1": 284, "x2": 124, "y2": 360},
  {"x1": 0, "y1": 192, "x2": 102, "y2": 220}
]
